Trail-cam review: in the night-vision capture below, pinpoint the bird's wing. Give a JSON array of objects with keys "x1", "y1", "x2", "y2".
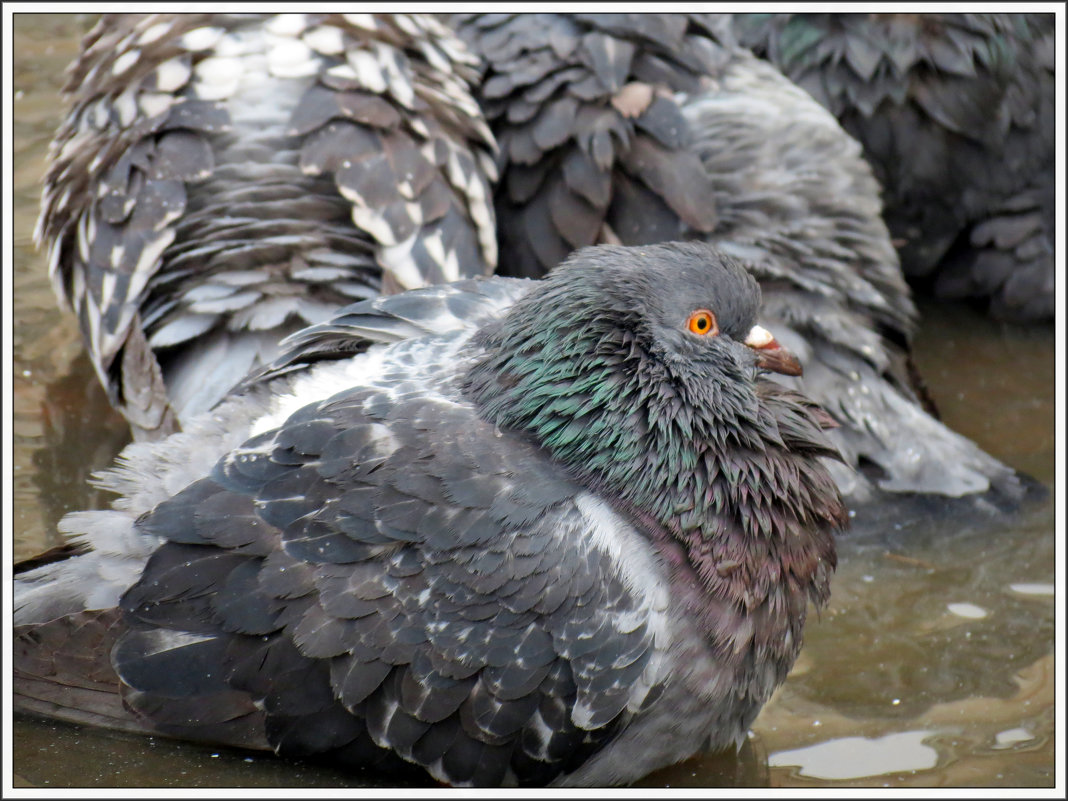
[
  {"x1": 453, "y1": 13, "x2": 726, "y2": 277},
  {"x1": 37, "y1": 13, "x2": 498, "y2": 434},
  {"x1": 734, "y1": 11, "x2": 1055, "y2": 316},
  {"x1": 934, "y1": 16, "x2": 1055, "y2": 321},
  {"x1": 114, "y1": 333, "x2": 667, "y2": 786},
  {"x1": 247, "y1": 274, "x2": 533, "y2": 385},
  {"x1": 13, "y1": 277, "x2": 533, "y2": 628}
]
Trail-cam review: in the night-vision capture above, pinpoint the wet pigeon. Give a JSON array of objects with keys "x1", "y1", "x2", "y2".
[
  {"x1": 733, "y1": 12, "x2": 1055, "y2": 323},
  {"x1": 36, "y1": 12, "x2": 499, "y2": 439},
  {"x1": 15, "y1": 241, "x2": 845, "y2": 787},
  {"x1": 452, "y1": 12, "x2": 1026, "y2": 508}
]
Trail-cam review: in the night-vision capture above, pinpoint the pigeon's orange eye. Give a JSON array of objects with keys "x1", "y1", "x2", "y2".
[{"x1": 687, "y1": 310, "x2": 718, "y2": 336}]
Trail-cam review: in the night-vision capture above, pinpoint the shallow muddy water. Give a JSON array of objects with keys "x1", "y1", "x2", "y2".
[{"x1": 8, "y1": 12, "x2": 1059, "y2": 790}]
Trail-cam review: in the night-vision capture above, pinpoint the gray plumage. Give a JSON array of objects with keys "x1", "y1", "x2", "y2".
[
  {"x1": 452, "y1": 12, "x2": 1026, "y2": 506},
  {"x1": 733, "y1": 12, "x2": 1055, "y2": 323},
  {"x1": 36, "y1": 13, "x2": 498, "y2": 439},
  {"x1": 16, "y1": 242, "x2": 844, "y2": 787}
]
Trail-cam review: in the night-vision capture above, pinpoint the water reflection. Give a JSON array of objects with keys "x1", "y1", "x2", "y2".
[
  {"x1": 9, "y1": 12, "x2": 1057, "y2": 790},
  {"x1": 768, "y1": 731, "x2": 940, "y2": 781},
  {"x1": 30, "y1": 355, "x2": 131, "y2": 545}
]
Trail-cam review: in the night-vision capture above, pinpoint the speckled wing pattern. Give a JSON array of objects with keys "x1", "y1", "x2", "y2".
[
  {"x1": 249, "y1": 276, "x2": 532, "y2": 386},
  {"x1": 453, "y1": 13, "x2": 725, "y2": 277},
  {"x1": 36, "y1": 13, "x2": 498, "y2": 435},
  {"x1": 113, "y1": 325, "x2": 663, "y2": 786},
  {"x1": 733, "y1": 12, "x2": 1055, "y2": 322}
]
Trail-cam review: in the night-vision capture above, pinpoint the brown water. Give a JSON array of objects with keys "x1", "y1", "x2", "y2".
[{"x1": 8, "y1": 12, "x2": 1058, "y2": 790}]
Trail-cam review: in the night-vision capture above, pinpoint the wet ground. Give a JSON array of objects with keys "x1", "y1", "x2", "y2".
[{"x1": 8, "y1": 12, "x2": 1059, "y2": 791}]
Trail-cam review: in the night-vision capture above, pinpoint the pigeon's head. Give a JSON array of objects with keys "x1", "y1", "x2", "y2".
[
  {"x1": 545, "y1": 241, "x2": 804, "y2": 382},
  {"x1": 466, "y1": 241, "x2": 814, "y2": 465},
  {"x1": 471, "y1": 240, "x2": 802, "y2": 398}
]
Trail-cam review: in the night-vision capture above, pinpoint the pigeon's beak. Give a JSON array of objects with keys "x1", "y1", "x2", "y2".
[{"x1": 744, "y1": 325, "x2": 803, "y2": 377}]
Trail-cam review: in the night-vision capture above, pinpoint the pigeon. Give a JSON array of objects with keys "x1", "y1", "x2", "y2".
[
  {"x1": 15, "y1": 241, "x2": 846, "y2": 787},
  {"x1": 35, "y1": 12, "x2": 499, "y2": 440},
  {"x1": 451, "y1": 12, "x2": 1027, "y2": 510},
  {"x1": 732, "y1": 12, "x2": 1055, "y2": 323}
]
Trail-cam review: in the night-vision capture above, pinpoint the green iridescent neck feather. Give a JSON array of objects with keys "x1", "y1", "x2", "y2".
[{"x1": 463, "y1": 250, "x2": 846, "y2": 568}]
